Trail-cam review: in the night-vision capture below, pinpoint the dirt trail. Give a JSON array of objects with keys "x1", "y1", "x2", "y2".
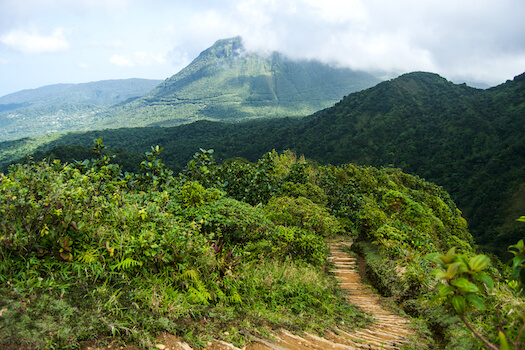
[
  {"x1": 85, "y1": 241, "x2": 416, "y2": 350},
  {"x1": 237, "y1": 241, "x2": 415, "y2": 350}
]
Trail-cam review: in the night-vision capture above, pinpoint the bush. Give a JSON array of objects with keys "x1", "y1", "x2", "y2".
[{"x1": 264, "y1": 196, "x2": 344, "y2": 237}]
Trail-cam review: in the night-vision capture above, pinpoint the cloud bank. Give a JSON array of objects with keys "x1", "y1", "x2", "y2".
[
  {"x1": 1, "y1": 28, "x2": 70, "y2": 54},
  {"x1": 0, "y1": 0, "x2": 524, "y2": 96}
]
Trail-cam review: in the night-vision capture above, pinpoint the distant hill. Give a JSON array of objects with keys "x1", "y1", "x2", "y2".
[
  {"x1": 89, "y1": 36, "x2": 381, "y2": 129},
  {"x1": 0, "y1": 78, "x2": 162, "y2": 141},
  {"x1": 0, "y1": 78, "x2": 163, "y2": 107}
]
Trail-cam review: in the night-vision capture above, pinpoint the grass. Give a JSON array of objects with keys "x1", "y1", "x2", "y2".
[{"x1": 0, "y1": 255, "x2": 372, "y2": 349}]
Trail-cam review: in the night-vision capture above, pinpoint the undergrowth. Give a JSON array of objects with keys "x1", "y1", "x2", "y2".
[
  {"x1": 0, "y1": 145, "x2": 370, "y2": 349},
  {"x1": 2, "y1": 143, "x2": 521, "y2": 349}
]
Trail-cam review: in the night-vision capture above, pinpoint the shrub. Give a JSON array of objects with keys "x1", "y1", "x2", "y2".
[{"x1": 264, "y1": 196, "x2": 344, "y2": 237}]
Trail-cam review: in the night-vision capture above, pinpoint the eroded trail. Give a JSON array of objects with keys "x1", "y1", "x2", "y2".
[
  {"x1": 85, "y1": 241, "x2": 417, "y2": 350},
  {"x1": 323, "y1": 241, "x2": 415, "y2": 349},
  {"x1": 240, "y1": 241, "x2": 415, "y2": 350}
]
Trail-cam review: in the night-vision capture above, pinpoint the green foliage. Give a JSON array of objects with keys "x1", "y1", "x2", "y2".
[
  {"x1": 235, "y1": 259, "x2": 371, "y2": 331},
  {"x1": 508, "y1": 239, "x2": 525, "y2": 296},
  {"x1": 425, "y1": 248, "x2": 494, "y2": 314},
  {"x1": 264, "y1": 196, "x2": 344, "y2": 237},
  {"x1": 0, "y1": 143, "x2": 503, "y2": 349},
  {"x1": 3, "y1": 148, "x2": 403, "y2": 348},
  {"x1": 2, "y1": 71, "x2": 525, "y2": 261},
  {"x1": 425, "y1": 242, "x2": 525, "y2": 350},
  {"x1": 135, "y1": 145, "x2": 174, "y2": 190}
]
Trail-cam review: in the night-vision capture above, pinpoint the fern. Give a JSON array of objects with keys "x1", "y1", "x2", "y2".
[
  {"x1": 77, "y1": 249, "x2": 98, "y2": 264},
  {"x1": 187, "y1": 286, "x2": 212, "y2": 305},
  {"x1": 229, "y1": 291, "x2": 242, "y2": 304},
  {"x1": 179, "y1": 269, "x2": 199, "y2": 281},
  {"x1": 112, "y1": 257, "x2": 142, "y2": 271}
]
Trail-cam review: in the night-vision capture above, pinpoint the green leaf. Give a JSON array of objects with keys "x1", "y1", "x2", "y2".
[
  {"x1": 469, "y1": 254, "x2": 490, "y2": 272},
  {"x1": 438, "y1": 284, "x2": 455, "y2": 297},
  {"x1": 424, "y1": 252, "x2": 446, "y2": 268},
  {"x1": 508, "y1": 239, "x2": 525, "y2": 255},
  {"x1": 517, "y1": 217, "x2": 525, "y2": 223},
  {"x1": 511, "y1": 255, "x2": 525, "y2": 270},
  {"x1": 113, "y1": 257, "x2": 142, "y2": 271},
  {"x1": 441, "y1": 247, "x2": 456, "y2": 264},
  {"x1": 445, "y1": 262, "x2": 463, "y2": 279},
  {"x1": 180, "y1": 269, "x2": 199, "y2": 281},
  {"x1": 464, "y1": 293, "x2": 485, "y2": 310},
  {"x1": 432, "y1": 270, "x2": 447, "y2": 280},
  {"x1": 451, "y1": 277, "x2": 479, "y2": 293},
  {"x1": 455, "y1": 255, "x2": 470, "y2": 273},
  {"x1": 499, "y1": 331, "x2": 510, "y2": 350},
  {"x1": 475, "y1": 272, "x2": 494, "y2": 290},
  {"x1": 452, "y1": 295, "x2": 466, "y2": 314}
]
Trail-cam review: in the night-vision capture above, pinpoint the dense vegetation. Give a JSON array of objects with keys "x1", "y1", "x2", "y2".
[
  {"x1": 1, "y1": 140, "x2": 524, "y2": 349},
  {"x1": 4, "y1": 71, "x2": 524, "y2": 259}
]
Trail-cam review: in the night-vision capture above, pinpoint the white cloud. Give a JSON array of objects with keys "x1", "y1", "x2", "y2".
[
  {"x1": 134, "y1": 51, "x2": 166, "y2": 65},
  {"x1": 1, "y1": 0, "x2": 524, "y2": 96},
  {"x1": 1, "y1": 28, "x2": 70, "y2": 54},
  {"x1": 109, "y1": 52, "x2": 166, "y2": 67},
  {"x1": 89, "y1": 39, "x2": 123, "y2": 49},
  {"x1": 303, "y1": 0, "x2": 367, "y2": 23},
  {"x1": 110, "y1": 54, "x2": 134, "y2": 67}
]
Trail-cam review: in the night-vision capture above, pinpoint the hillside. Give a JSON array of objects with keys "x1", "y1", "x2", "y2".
[
  {"x1": 2, "y1": 146, "x2": 524, "y2": 349},
  {"x1": 89, "y1": 37, "x2": 380, "y2": 129},
  {"x1": 2, "y1": 71, "x2": 524, "y2": 258},
  {"x1": 296, "y1": 71, "x2": 525, "y2": 257},
  {"x1": 0, "y1": 79, "x2": 162, "y2": 141}
]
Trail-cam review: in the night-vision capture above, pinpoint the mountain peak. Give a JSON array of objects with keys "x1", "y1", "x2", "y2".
[
  {"x1": 135, "y1": 37, "x2": 381, "y2": 124},
  {"x1": 202, "y1": 36, "x2": 246, "y2": 60}
]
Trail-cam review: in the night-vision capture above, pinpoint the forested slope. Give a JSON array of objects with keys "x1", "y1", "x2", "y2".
[
  {"x1": 2, "y1": 71, "x2": 524, "y2": 257},
  {"x1": 90, "y1": 37, "x2": 380, "y2": 129},
  {"x1": 2, "y1": 145, "x2": 524, "y2": 349}
]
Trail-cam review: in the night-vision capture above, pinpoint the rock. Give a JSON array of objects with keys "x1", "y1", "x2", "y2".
[{"x1": 156, "y1": 344, "x2": 166, "y2": 350}]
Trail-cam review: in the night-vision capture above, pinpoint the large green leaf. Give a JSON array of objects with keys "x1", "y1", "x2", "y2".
[
  {"x1": 438, "y1": 284, "x2": 455, "y2": 297},
  {"x1": 469, "y1": 254, "x2": 490, "y2": 272},
  {"x1": 499, "y1": 331, "x2": 510, "y2": 350},
  {"x1": 451, "y1": 277, "x2": 479, "y2": 293},
  {"x1": 424, "y1": 252, "x2": 446, "y2": 268},
  {"x1": 445, "y1": 262, "x2": 463, "y2": 279},
  {"x1": 452, "y1": 295, "x2": 466, "y2": 314},
  {"x1": 441, "y1": 247, "x2": 456, "y2": 264},
  {"x1": 474, "y1": 272, "x2": 494, "y2": 290},
  {"x1": 511, "y1": 254, "x2": 525, "y2": 270},
  {"x1": 464, "y1": 293, "x2": 485, "y2": 310},
  {"x1": 509, "y1": 239, "x2": 525, "y2": 255}
]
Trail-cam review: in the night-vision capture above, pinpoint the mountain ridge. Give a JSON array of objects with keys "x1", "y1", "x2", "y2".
[
  {"x1": 0, "y1": 78, "x2": 163, "y2": 141},
  {"x1": 0, "y1": 78, "x2": 163, "y2": 108},
  {"x1": 92, "y1": 36, "x2": 381, "y2": 129}
]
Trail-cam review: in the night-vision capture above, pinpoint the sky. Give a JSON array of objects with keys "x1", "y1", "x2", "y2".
[{"x1": 0, "y1": 0, "x2": 524, "y2": 97}]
